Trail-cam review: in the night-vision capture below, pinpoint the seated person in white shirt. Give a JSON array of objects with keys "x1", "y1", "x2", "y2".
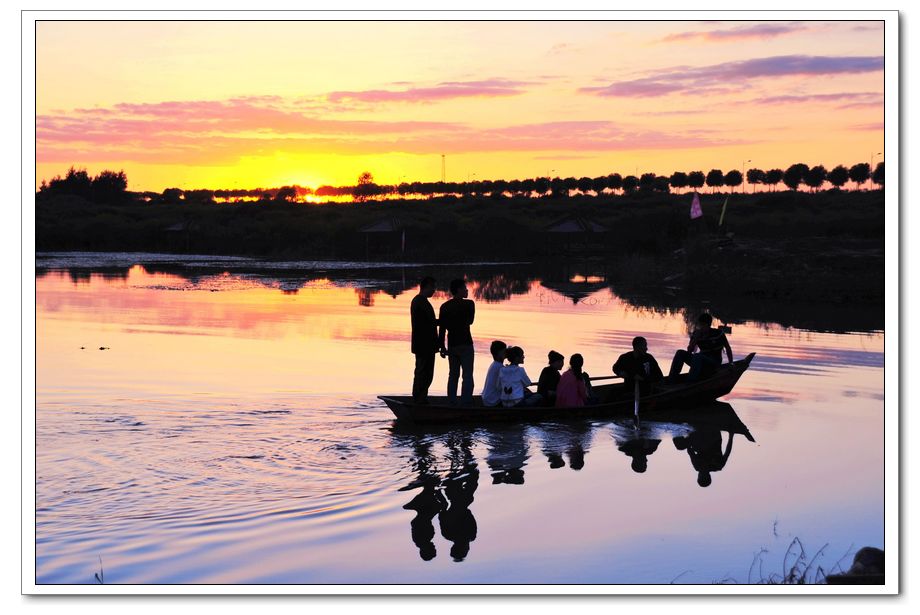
[
  {"x1": 481, "y1": 340, "x2": 507, "y2": 407},
  {"x1": 499, "y1": 346, "x2": 543, "y2": 408}
]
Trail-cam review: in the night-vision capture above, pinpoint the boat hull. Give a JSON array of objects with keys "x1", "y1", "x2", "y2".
[{"x1": 380, "y1": 353, "x2": 756, "y2": 424}]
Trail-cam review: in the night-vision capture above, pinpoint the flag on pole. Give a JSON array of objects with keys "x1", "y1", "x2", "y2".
[{"x1": 690, "y1": 193, "x2": 703, "y2": 219}]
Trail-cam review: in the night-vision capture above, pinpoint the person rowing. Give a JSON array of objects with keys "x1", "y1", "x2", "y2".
[{"x1": 612, "y1": 336, "x2": 664, "y2": 397}]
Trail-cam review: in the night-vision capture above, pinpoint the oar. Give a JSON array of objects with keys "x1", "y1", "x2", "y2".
[
  {"x1": 631, "y1": 380, "x2": 641, "y2": 430},
  {"x1": 526, "y1": 374, "x2": 623, "y2": 387},
  {"x1": 633, "y1": 380, "x2": 640, "y2": 419},
  {"x1": 588, "y1": 375, "x2": 622, "y2": 382}
]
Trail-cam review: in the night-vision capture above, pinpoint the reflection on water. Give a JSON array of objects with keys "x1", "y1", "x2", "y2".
[
  {"x1": 35, "y1": 254, "x2": 884, "y2": 584},
  {"x1": 392, "y1": 404, "x2": 755, "y2": 564}
]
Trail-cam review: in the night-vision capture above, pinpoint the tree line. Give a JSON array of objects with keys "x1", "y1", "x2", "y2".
[{"x1": 37, "y1": 161, "x2": 884, "y2": 206}]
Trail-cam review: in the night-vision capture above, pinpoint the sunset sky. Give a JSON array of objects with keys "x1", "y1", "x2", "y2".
[{"x1": 35, "y1": 20, "x2": 884, "y2": 192}]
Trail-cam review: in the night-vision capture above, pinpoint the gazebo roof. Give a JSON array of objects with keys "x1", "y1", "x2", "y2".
[
  {"x1": 358, "y1": 217, "x2": 403, "y2": 233},
  {"x1": 543, "y1": 215, "x2": 608, "y2": 233}
]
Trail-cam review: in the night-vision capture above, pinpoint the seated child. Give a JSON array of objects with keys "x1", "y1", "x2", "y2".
[
  {"x1": 499, "y1": 346, "x2": 542, "y2": 408},
  {"x1": 537, "y1": 350, "x2": 565, "y2": 407},
  {"x1": 481, "y1": 340, "x2": 507, "y2": 407},
  {"x1": 555, "y1": 353, "x2": 590, "y2": 408}
]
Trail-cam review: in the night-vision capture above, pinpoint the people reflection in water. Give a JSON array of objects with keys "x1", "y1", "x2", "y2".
[
  {"x1": 439, "y1": 434, "x2": 479, "y2": 561},
  {"x1": 400, "y1": 437, "x2": 441, "y2": 561},
  {"x1": 399, "y1": 431, "x2": 480, "y2": 562},
  {"x1": 536, "y1": 421, "x2": 594, "y2": 470},
  {"x1": 673, "y1": 427, "x2": 735, "y2": 487},
  {"x1": 617, "y1": 437, "x2": 662, "y2": 473},
  {"x1": 485, "y1": 425, "x2": 530, "y2": 484}
]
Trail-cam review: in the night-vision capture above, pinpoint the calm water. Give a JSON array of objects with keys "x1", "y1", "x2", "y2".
[{"x1": 35, "y1": 253, "x2": 885, "y2": 584}]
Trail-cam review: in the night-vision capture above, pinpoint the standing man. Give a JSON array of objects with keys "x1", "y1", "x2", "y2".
[
  {"x1": 439, "y1": 278, "x2": 476, "y2": 406},
  {"x1": 411, "y1": 276, "x2": 439, "y2": 404}
]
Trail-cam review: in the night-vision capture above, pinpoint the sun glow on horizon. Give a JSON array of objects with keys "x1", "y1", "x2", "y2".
[{"x1": 36, "y1": 20, "x2": 884, "y2": 193}]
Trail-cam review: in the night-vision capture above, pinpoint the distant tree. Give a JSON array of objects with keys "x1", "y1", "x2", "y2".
[
  {"x1": 185, "y1": 189, "x2": 214, "y2": 204},
  {"x1": 848, "y1": 163, "x2": 871, "y2": 190},
  {"x1": 622, "y1": 175, "x2": 639, "y2": 194},
  {"x1": 783, "y1": 163, "x2": 809, "y2": 191},
  {"x1": 521, "y1": 178, "x2": 536, "y2": 197},
  {"x1": 705, "y1": 169, "x2": 725, "y2": 193},
  {"x1": 47, "y1": 166, "x2": 93, "y2": 200},
  {"x1": 745, "y1": 168, "x2": 765, "y2": 192},
  {"x1": 687, "y1": 171, "x2": 705, "y2": 191},
  {"x1": 563, "y1": 177, "x2": 578, "y2": 193},
  {"x1": 653, "y1": 175, "x2": 671, "y2": 193},
  {"x1": 827, "y1": 165, "x2": 849, "y2": 190},
  {"x1": 804, "y1": 165, "x2": 827, "y2": 192},
  {"x1": 275, "y1": 186, "x2": 297, "y2": 202},
  {"x1": 492, "y1": 179, "x2": 510, "y2": 198},
  {"x1": 550, "y1": 177, "x2": 566, "y2": 198},
  {"x1": 764, "y1": 169, "x2": 784, "y2": 192},
  {"x1": 91, "y1": 170, "x2": 128, "y2": 203},
  {"x1": 607, "y1": 173, "x2": 623, "y2": 193},
  {"x1": 638, "y1": 173, "x2": 657, "y2": 192},
  {"x1": 872, "y1": 161, "x2": 885, "y2": 188},
  {"x1": 161, "y1": 188, "x2": 184, "y2": 203},
  {"x1": 724, "y1": 170, "x2": 743, "y2": 193},
  {"x1": 577, "y1": 176, "x2": 593, "y2": 194},
  {"x1": 669, "y1": 171, "x2": 688, "y2": 193},
  {"x1": 592, "y1": 176, "x2": 608, "y2": 194},
  {"x1": 508, "y1": 179, "x2": 522, "y2": 196},
  {"x1": 534, "y1": 177, "x2": 550, "y2": 196},
  {"x1": 353, "y1": 171, "x2": 381, "y2": 202}
]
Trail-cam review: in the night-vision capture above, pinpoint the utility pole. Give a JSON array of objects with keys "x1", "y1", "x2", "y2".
[
  {"x1": 870, "y1": 152, "x2": 881, "y2": 189},
  {"x1": 742, "y1": 159, "x2": 751, "y2": 193}
]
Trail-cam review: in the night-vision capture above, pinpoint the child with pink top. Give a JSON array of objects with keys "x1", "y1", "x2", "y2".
[{"x1": 555, "y1": 354, "x2": 590, "y2": 408}]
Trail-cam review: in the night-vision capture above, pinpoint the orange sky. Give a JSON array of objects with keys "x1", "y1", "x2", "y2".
[{"x1": 35, "y1": 20, "x2": 884, "y2": 192}]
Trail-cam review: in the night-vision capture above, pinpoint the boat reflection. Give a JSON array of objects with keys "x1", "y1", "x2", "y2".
[{"x1": 390, "y1": 402, "x2": 755, "y2": 562}]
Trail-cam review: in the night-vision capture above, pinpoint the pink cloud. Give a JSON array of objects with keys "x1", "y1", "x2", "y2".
[{"x1": 36, "y1": 96, "x2": 752, "y2": 167}]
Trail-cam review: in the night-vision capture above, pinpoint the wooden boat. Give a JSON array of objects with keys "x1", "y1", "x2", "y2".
[{"x1": 380, "y1": 352, "x2": 756, "y2": 424}]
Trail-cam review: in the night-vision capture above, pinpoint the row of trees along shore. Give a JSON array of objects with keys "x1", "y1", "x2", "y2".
[{"x1": 37, "y1": 162, "x2": 884, "y2": 205}]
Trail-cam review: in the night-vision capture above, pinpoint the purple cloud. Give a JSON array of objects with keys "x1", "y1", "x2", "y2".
[
  {"x1": 852, "y1": 122, "x2": 884, "y2": 131},
  {"x1": 582, "y1": 55, "x2": 884, "y2": 98},
  {"x1": 327, "y1": 78, "x2": 531, "y2": 104},
  {"x1": 661, "y1": 23, "x2": 806, "y2": 43},
  {"x1": 746, "y1": 91, "x2": 883, "y2": 109}
]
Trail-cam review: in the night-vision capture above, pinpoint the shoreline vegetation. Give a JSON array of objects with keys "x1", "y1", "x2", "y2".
[{"x1": 36, "y1": 167, "x2": 884, "y2": 312}]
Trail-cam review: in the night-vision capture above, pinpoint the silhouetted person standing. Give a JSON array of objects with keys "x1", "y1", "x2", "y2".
[
  {"x1": 439, "y1": 279, "x2": 476, "y2": 406},
  {"x1": 411, "y1": 276, "x2": 439, "y2": 404}
]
